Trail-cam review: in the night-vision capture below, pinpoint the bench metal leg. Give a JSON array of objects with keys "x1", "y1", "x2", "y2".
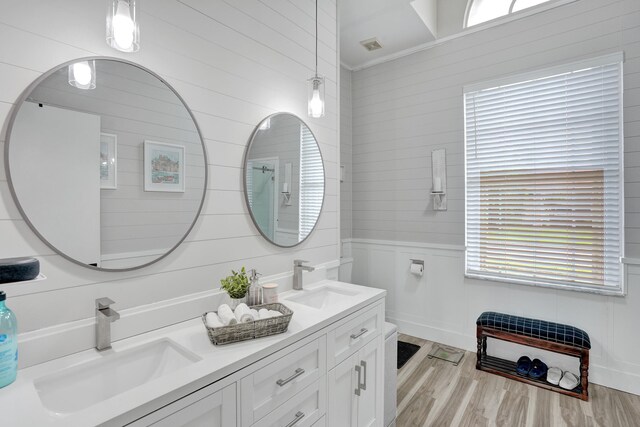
[{"x1": 476, "y1": 326, "x2": 484, "y2": 369}]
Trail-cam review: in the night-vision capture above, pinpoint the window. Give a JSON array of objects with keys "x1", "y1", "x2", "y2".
[
  {"x1": 466, "y1": 0, "x2": 554, "y2": 27},
  {"x1": 464, "y1": 54, "x2": 624, "y2": 294},
  {"x1": 299, "y1": 124, "x2": 324, "y2": 241}
]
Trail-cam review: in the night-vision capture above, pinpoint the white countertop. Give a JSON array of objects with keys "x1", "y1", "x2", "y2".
[{"x1": 0, "y1": 280, "x2": 385, "y2": 427}]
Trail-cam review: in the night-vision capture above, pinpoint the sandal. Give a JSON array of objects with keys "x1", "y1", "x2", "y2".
[
  {"x1": 529, "y1": 358, "x2": 548, "y2": 379},
  {"x1": 559, "y1": 371, "x2": 580, "y2": 390},
  {"x1": 547, "y1": 367, "x2": 563, "y2": 385},
  {"x1": 516, "y1": 356, "x2": 532, "y2": 376}
]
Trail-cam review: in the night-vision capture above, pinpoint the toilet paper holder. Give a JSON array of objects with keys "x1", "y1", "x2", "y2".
[{"x1": 410, "y1": 259, "x2": 424, "y2": 276}]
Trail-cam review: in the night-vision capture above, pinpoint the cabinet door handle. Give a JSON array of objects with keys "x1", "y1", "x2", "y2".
[
  {"x1": 350, "y1": 328, "x2": 368, "y2": 340},
  {"x1": 284, "y1": 411, "x2": 305, "y2": 427},
  {"x1": 360, "y1": 360, "x2": 367, "y2": 391},
  {"x1": 354, "y1": 364, "x2": 362, "y2": 396},
  {"x1": 277, "y1": 368, "x2": 305, "y2": 386}
]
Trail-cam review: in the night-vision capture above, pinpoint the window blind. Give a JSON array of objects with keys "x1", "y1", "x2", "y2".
[
  {"x1": 299, "y1": 124, "x2": 324, "y2": 241},
  {"x1": 464, "y1": 57, "x2": 623, "y2": 292}
]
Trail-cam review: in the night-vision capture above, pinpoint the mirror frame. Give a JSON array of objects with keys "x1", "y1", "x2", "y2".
[
  {"x1": 243, "y1": 113, "x2": 325, "y2": 248},
  {"x1": 3, "y1": 56, "x2": 209, "y2": 272}
]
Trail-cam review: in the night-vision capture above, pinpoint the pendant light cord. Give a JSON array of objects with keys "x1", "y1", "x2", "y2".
[{"x1": 315, "y1": 0, "x2": 318, "y2": 77}]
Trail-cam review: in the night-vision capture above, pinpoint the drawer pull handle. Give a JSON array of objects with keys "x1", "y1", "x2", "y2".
[
  {"x1": 285, "y1": 411, "x2": 305, "y2": 427},
  {"x1": 277, "y1": 368, "x2": 305, "y2": 386},
  {"x1": 350, "y1": 328, "x2": 368, "y2": 340},
  {"x1": 355, "y1": 364, "x2": 362, "y2": 396}
]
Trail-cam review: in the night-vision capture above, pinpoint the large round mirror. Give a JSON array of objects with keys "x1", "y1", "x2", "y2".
[
  {"x1": 244, "y1": 113, "x2": 325, "y2": 247},
  {"x1": 5, "y1": 58, "x2": 207, "y2": 271}
]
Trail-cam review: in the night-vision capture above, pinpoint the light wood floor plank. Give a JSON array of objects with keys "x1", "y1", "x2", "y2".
[{"x1": 395, "y1": 335, "x2": 640, "y2": 427}]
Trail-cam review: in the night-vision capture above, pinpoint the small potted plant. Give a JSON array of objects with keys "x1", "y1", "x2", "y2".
[{"x1": 220, "y1": 267, "x2": 250, "y2": 309}]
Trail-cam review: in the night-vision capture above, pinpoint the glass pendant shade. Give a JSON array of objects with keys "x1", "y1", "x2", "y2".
[
  {"x1": 307, "y1": 76, "x2": 325, "y2": 118},
  {"x1": 106, "y1": 0, "x2": 140, "y2": 52},
  {"x1": 68, "y1": 60, "x2": 96, "y2": 90}
]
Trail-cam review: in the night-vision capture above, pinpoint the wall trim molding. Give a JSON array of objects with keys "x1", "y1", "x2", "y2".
[{"x1": 17, "y1": 259, "x2": 340, "y2": 369}]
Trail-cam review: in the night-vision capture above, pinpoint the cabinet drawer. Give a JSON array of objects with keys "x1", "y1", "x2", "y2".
[
  {"x1": 252, "y1": 379, "x2": 326, "y2": 427},
  {"x1": 327, "y1": 302, "x2": 383, "y2": 368},
  {"x1": 241, "y1": 336, "x2": 326, "y2": 426}
]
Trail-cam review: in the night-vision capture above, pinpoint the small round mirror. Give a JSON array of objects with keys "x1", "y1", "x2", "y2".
[{"x1": 244, "y1": 113, "x2": 325, "y2": 247}]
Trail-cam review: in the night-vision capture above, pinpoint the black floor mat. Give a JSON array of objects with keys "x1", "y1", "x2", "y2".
[{"x1": 398, "y1": 341, "x2": 421, "y2": 369}]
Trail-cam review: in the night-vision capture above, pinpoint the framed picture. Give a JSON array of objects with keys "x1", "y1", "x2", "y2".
[
  {"x1": 144, "y1": 140, "x2": 185, "y2": 192},
  {"x1": 100, "y1": 133, "x2": 117, "y2": 189}
]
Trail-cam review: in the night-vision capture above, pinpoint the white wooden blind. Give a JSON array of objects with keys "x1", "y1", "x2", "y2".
[
  {"x1": 464, "y1": 55, "x2": 624, "y2": 292},
  {"x1": 299, "y1": 124, "x2": 324, "y2": 241}
]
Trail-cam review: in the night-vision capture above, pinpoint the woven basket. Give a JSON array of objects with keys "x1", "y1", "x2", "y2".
[{"x1": 202, "y1": 302, "x2": 293, "y2": 345}]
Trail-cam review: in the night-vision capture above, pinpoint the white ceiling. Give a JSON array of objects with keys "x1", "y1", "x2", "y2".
[{"x1": 340, "y1": 0, "x2": 437, "y2": 70}]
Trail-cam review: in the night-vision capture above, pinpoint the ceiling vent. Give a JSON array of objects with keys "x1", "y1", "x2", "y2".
[{"x1": 360, "y1": 38, "x2": 382, "y2": 52}]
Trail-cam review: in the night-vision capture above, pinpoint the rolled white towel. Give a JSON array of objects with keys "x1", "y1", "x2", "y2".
[
  {"x1": 268, "y1": 310, "x2": 283, "y2": 318},
  {"x1": 258, "y1": 308, "x2": 271, "y2": 319},
  {"x1": 205, "y1": 312, "x2": 224, "y2": 328},
  {"x1": 234, "y1": 303, "x2": 254, "y2": 323},
  {"x1": 250, "y1": 309, "x2": 259, "y2": 320},
  {"x1": 217, "y1": 304, "x2": 237, "y2": 326}
]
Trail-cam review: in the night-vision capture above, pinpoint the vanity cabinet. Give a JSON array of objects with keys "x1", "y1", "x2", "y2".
[
  {"x1": 327, "y1": 330, "x2": 384, "y2": 427},
  {"x1": 129, "y1": 300, "x2": 384, "y2": 427}
]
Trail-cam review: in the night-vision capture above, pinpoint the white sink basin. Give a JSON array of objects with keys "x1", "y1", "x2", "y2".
[
  {"x1": 34, "y1": 338, "x2": 201, "y2": 415},
  {"x1": 285, "y1": 285, "x2": 361, "y2": 309}
]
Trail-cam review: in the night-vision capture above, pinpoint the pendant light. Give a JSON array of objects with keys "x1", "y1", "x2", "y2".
[
  {"x1": 106, "y1": 0, "x2": 140, "y2": 52},
  {"x1": 68, "y1": 60, "x2": 96, "y2": 90},
  {"x1": 307, "y1": 0, "x2": 325, "y2": 118}
]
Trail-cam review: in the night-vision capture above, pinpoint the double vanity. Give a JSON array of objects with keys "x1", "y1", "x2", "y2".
[{"x1": 0, "y1": 281, "x2": 386, "y2": 426}]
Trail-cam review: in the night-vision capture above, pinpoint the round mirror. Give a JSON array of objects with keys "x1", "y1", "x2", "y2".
[
  {"x1": 244, "y1": 113, "x2": 325, "y2": 247},
  {"x1": 5, "y1": 58, "x2": 207, "y2": 271}
]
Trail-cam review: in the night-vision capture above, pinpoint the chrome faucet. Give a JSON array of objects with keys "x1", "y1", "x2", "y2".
[
  {"x1": 95, "y1": 297, "x2": 120, "y2": 351},
  {"x1": 293, "y1": 260, "x2": 315, "y2": 291}
]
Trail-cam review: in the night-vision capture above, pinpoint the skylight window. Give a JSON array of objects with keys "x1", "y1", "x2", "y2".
[{"x1": 466, "y1": 0, "x2": 553, "y2": 27}]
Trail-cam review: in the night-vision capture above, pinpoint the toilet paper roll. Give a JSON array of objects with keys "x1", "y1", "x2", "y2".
[{"x1": 410, "y1": 263, "x2": 424, "y2": 276}]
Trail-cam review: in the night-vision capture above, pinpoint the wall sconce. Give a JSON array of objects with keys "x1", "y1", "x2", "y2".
[
  {"x1": 282, "y1": 162, "x2": 292, "y2": 205},
  {"x1": 431, "y1": 148, "x2": 447, "y2": 211},
  {"x1": 68, "y1": 60, "x2": 96, "y2": 90},
  {"x1": 106, "y1": 0, "x2": 140, "y2": 52}
]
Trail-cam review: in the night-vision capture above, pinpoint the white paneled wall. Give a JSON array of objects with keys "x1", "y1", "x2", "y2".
[
  {"x1": 0, "y1": 0, "x2": 338, "y2": 364},
  {"x1": 348, "y1": 0, "x2": 640, "y2": 394},
  {"x1": 340, "y1": 66, "x2": 352, "y2": 242}
]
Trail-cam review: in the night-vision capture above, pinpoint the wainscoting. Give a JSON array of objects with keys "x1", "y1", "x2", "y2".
[{"x1": 346, "y1": 238, "x2": 640, "y2": 395}]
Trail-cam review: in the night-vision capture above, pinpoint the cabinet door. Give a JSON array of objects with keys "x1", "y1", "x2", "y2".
[
  {"x1": 150, "y1": 383, "x2": 236, "y2": 427},
  {"x1": 356, "y1": 336, "x2": 383, "y2": 427},
  {"x1": 327, "y1": 354, "x2": 358, "y2": 427}
]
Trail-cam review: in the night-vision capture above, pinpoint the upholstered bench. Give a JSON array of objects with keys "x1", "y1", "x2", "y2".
[{"x1": 476, "y1": 311, "x2": 591, "y2": 400}]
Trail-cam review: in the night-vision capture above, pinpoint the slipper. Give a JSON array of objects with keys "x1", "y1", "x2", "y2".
[
  {"x1": 516, "y1": 356, "x2": 532, "y2": 376},
  {"x1": 559, "y1": 371, "x2": 580, "y2": 390},
  {"x1": 529, "y1": 358, "x2": 548, "y2": 380},
  {"x1": 547, "y1": 367, "x2": 563, "y2": 385}
]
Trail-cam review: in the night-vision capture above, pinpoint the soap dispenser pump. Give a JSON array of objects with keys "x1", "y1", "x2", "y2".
[{"x1": 0, "y1": 291, "x2": 17, "y2": 388}]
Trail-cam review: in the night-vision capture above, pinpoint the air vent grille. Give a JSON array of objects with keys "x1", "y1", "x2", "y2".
[{"x1": 360, "y1": 38, "x2": 382, "y2": 51}]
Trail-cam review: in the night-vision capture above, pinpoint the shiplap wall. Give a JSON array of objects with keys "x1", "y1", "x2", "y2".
[
  {"x1": 340, "y1": 66, "x2": 353, "y2": 242},
  {"x1": 351, "y1": 0, "x2": 639, "y2": 255},
  {"x1": 348, "y1": 0, "x2": 640, "y2": 393},
  {"x1": 0, "y1": 0, "x2": 339, "y2": 343}
]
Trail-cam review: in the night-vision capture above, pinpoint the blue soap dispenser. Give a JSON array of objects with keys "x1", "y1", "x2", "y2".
[{"x1": 0, "y1": 291, "x2": 17, "y2": 388}]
